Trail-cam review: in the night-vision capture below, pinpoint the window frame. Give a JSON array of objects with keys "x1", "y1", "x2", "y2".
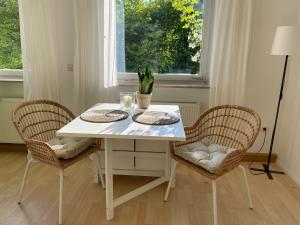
[{"x1": 117, "y1": 0, "x2": 214, "y2": 87}]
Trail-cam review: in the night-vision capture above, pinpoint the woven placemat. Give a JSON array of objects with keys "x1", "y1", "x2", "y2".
[
  {"x1": 80, "y1": 109, "x2": 129, "y2": 123},
  {"x1": 132, "y1": 111, "x2": 180, "y2": 125}
]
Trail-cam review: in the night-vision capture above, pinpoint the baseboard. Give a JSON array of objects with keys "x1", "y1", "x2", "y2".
[
  {"x1": 0, "y1": 143, "x2": 277, "y2": 163},
  {"x1": 242, "y1": 153, "x2": 277, "y2": 162},
  {"x1": 0, "y1": 143, "x2": 27, "y2": 152}
]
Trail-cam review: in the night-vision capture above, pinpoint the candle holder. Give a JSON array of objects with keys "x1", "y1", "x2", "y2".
[{"x1": 120, "y1": 92, "x2": 135, "y2": 113}]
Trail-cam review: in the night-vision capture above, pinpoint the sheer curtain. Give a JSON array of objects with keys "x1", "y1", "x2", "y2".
[
  {"x1": 209, "y1": 0, "x2": 253, "y2": 106},
  {"x1": 73, "y1": 0, "x2": 117, "y2": 114},
  {"x1": 18, "y1": 0, "x2": 62, "y2": 101}
]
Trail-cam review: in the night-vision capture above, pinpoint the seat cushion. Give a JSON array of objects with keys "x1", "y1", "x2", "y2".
[
  {"x1": 174, "y1": 139, "x2": 236, "y2": 173},
  {"x1": 47, "y1": 137, "x2": 95, "y2": 159}
]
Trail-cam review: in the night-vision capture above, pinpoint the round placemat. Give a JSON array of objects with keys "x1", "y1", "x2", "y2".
[
  {"x1": 132, "y1": 111, "x2": 180, "y2": 125},
  {"x1": 80, "y1": 109, "x2": 129, "y2": 123}
]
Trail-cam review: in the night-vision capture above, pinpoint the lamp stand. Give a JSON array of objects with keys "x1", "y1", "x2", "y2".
[{"x1": 250, "y1": 55, "x2": 288, "y2": 179}]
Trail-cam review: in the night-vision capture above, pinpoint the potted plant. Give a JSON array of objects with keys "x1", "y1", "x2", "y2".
[{"x1": 136, "y1": 66, "x2": 154, "y2": 109}]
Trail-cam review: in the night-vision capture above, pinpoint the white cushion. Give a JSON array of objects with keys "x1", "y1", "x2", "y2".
[
  {"x1": 47, "y1": 137, "x2": 95, "y2": 159},
  {"x1": 174, "y1": 139, "x2": 236, "y2": 173}
]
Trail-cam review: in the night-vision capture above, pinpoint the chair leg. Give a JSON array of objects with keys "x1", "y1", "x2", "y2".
[
  {"x1": 18, "y1": 159, "x2": 33, "y2": 204},
  {"x1": 59, "y1": 168, "x2": 64, "y2": 225},
  {"x1": 239, "y1": 164, "x2": 253, "y2": 209},
  {"x1": 164, "y1": 160, "x2": 177, "y2": 202},
  {"x1": 212, "y1": 180, "x2": 218, "y2": 225},
  {"x1": 94, "y1": 152, "x2": 105, "y2": 189}
]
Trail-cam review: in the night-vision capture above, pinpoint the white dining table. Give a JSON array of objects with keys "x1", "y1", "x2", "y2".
[{"x1": 56, "y1": 103, "x2": 186, "y2": 220}]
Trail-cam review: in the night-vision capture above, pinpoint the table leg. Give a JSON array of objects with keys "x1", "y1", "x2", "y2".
[
  {"x1": 90, "y1": 154, "x2": 99, "y2": 183},
  {"x1": 165, "y1": 142, "x2": 176, "y2": 187},
  {"x1": 165, "y1": 141, "x2": 171, "y2": 179},
  {"x1": 105, "y1": 138, "x2": 114, "y2": 220},
  {"x1": 171, "y1": 159, "x2": 176, "y2": 188}
]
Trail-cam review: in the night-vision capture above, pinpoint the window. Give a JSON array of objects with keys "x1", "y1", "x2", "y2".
[
  {"x1": 0, "y1": 0, "x2": 22, "y2": 70},
  {"x1": 116, "y1": 0, "x2": 212, "y2": 84}
]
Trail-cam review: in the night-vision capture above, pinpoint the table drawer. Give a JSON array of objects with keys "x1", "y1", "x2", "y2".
[
  {"x1": 100, "y1": 139, "x2": 134, "y2": 151},
  {"x1": 135, "y1": 140, "x2": 166, "y2": 153},
  {"x1": 135, "y1": 152, "x2": 165, "y2": 171},
  {"x1": 99, "y1": 150, "x2": 134, "y2": 170}
]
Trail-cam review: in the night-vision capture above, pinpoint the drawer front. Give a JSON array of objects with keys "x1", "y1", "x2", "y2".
[
  {"x1": 135, "y1": 152, "x2": 165, "y2": 171},
  {"x1": 135, "y1": 140, "x2": 167, "y2": 153},
  {"x1": 99, "y1": 151, "x2": 134, "y2": 170},
  {"x1": 100, "y1": 139, "x2": 134, "y2": 151}
]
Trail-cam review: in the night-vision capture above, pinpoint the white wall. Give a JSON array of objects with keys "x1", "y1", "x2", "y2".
[
  {"x1": 273, "y1": 12, "x2": 300, "y2": 185},
  {"x1": 275, "y1": 53, "x2": 300, "y2": 186},
  {"x1": 245, "y1": 0, "x2": 300, "y2": 185},
  {"x1": 246, "y1": 0, "x2": 300, "y2": 153}
]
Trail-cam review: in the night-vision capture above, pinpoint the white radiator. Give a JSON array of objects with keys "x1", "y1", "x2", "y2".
[
  {"x1": 154, "y1": 102, "x2": 201, "y2": 127},
  {"x1": 0, "y1": 98, "x2": 23, "y2": 143}
]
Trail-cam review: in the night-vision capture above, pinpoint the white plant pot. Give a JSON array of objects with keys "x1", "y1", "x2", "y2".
[{"x1": 136, "y1": 92, "x2": 152, "y2": 109}]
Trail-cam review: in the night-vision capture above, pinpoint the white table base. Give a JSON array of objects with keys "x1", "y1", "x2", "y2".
[
  {"x1": 104, "y1": 138, "x2": 171, "y2": 220},
  {"x1": 56, "y1": 104, "x2": 185, "y2": 220}
]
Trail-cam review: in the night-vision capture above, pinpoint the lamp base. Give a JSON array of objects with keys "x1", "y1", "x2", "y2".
[{"x1": 250, "y1": 164, "x2": 284, "y2": 180}]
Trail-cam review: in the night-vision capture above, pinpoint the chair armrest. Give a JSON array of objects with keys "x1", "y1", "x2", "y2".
[
  {"x1": 25, "y1": 139, "x2": 60, "y2": 167},
  {"x1": 216, "y1": 149, "x2": 245, "y2": 175}
]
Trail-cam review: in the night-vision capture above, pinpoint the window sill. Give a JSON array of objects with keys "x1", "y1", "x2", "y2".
[
  {"x1": 118, "y1": 80, "x2": 209, "y2": 89},
  {"x1": 0, "y1": 75, "x2": 23, "y2": 82},
  {"x1": 0, "y1": 69, "x2": 23, "y2": 82},
  {"x1": 118, "y1": 73, "x2": 209, "y2": 89}
]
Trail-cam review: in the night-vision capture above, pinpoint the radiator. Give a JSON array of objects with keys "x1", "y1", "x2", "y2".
[
  {"x1": 0, "y1": 98, "x2": 23, "y2": 143},
  {"x1": 154, "y1": 102, "x2": 201, "y2": 127}
]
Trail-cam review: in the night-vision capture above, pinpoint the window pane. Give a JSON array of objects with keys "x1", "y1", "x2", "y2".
[
  {"x1": 117, "y1": 0, "x2": 204, "y2": 75},
  {"x1": 0, "y1": 0, "x2": 22, "y2": 69}
]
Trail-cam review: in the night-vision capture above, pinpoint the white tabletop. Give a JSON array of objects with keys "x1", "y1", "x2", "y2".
[{"x1": 57, "y1": 103, "x2": 186, "y2": 141}]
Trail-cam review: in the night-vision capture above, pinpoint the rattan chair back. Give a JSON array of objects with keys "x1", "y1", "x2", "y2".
[
  {"x1": 12, "y1": 100, "x2": 75, "y2": 142},
  {"x1": 173, "y1": 105, "x2": 261, "y2": 178},
  {"x1": 180, "y1": 105, "x2": 261, "y2": 150},
  {"x1": 11, "y1": 100, "x2": 76, "y2": 167}
]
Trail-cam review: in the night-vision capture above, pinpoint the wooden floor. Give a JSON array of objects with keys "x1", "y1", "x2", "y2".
[{"x1": 0, "y1": 152, "x2": 300, "y2": 225}]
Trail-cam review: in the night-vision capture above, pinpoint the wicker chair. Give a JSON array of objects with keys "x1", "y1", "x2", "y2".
[
  {"x1": 12, "y1": 100, "x2": 105, "y2": 225},
  {"x1": 164, "y1": 105, "x2": 261, "y2": 225}
]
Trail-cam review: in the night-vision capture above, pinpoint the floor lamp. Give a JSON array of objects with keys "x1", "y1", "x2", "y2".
[{"x1": 250, "y1": 26, "x2": 300, "y2": 179}]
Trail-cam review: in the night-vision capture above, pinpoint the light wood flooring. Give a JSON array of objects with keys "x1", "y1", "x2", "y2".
[{"x1": 0, "y1": 151, "x2": 300, "y2": 225}]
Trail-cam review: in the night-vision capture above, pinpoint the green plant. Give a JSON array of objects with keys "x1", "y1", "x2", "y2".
[{"x1": 137, "y1": 66, "x2": 154, "y2": 94}]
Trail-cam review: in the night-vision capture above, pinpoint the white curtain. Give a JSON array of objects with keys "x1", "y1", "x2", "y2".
[
  {"x1": 209, "y1": 0, "x2": 253, "y2": 106},
  {"x1": 18, "y1": 0, "x2": 62, "y2": 102},
  {"x1": 73, "y1": 0, "x2": 117, "y2": 114}
]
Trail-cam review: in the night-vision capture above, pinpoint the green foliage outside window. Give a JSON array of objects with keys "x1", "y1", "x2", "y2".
[
  {"x1": 0, "y1": 0, "x2": 22, "y2": 69},
  {"x1": 0, "y1": 0, "x2": 204, "y2": 73},
  {"x1": 119, "y1": 0, "x2": 204, "y2": 74}
]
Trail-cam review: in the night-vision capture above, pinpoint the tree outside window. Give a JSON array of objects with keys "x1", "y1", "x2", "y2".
[
  {"x1": 0, "y1": 0, "x2": 22, "y2": 69},
  {"x1": 117, "y1": 0, "x2": 204, "y2": 75}
]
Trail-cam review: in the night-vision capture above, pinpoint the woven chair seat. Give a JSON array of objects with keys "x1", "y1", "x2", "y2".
[
  {"x1": 174, "y1": 139, "x2": 236, "y2": 173},
  {"x1": 58, "y1": 145, "x2": 99, "y2": 169},
  {"x1": 47, "y1": 137, "x2": 95, "y2": 159}
]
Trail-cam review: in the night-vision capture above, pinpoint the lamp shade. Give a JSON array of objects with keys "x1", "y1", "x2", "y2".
[{"x1": 271, "y1": 26, "x2": 300, "y2": 55}]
